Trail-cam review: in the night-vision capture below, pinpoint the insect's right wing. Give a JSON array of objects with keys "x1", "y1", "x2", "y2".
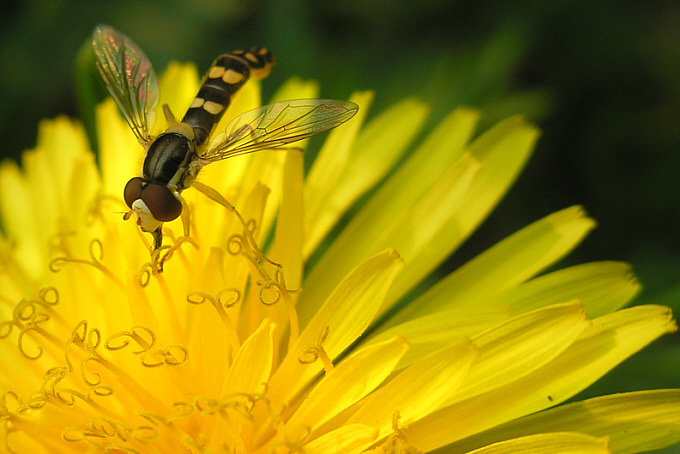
[
  {"x1": 91, "y1": 25, "x2": 159, "y2": 146},
  {"x1": 201, "y1": 99, "x2": 359, "y2": 162}
]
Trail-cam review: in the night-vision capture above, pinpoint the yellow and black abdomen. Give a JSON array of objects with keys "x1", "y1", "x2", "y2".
[{"x1": 182, "y1": 48, "x2": 274, "y2": 145}]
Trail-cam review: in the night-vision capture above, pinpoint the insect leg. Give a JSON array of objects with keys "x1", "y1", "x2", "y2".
[{"x1": 180, "y1": 195, "x2": 191, "y2": 238}]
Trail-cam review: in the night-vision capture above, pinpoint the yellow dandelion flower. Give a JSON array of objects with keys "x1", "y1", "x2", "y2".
[{"x1": 1, "y1": 57, "x2": 679, "y2": 453}]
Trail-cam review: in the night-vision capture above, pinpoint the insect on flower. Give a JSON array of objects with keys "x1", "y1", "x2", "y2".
[{"x1": 91, "y1": 25, "x2": 358, "y2": 265}]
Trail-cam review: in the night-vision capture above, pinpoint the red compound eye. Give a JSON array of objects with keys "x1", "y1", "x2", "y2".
[
  {"x1": 141, "y1": 183, "x2": 182, "y2": 222},
  {"x1": 123, "y1": 177, "x2": 143, "y2": 208}
]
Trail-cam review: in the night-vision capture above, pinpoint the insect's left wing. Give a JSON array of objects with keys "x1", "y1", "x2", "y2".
[
  {"x1": 91, "y1": 25, "x2": 159, "y2": 146},
  {"x1": 200, "y1": 99, "x2": 358, "y2": 162}
]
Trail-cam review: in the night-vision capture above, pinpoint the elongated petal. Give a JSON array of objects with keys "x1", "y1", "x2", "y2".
[
  {"x1": 466, "y1": 432, "x2": 610, "y2": 454},
  {"x1": 286, "y1": 336, "x2": 409, "y2": 434},
  {"x1": 97, "y1": 100, "x2": 143, "y2": 198},
  {"x1": 449, "y1": 390, "x2": 680, "y2": 454},
  {"x1": 346, "y1": 340, "x2": 478, "y2": 446},
  {"x1": 299, "y1": 107, "x2": 481, "y2": 323},
  {"x1": 270, "y1": 150, "x2": 304, "y2": 290},
  {"x1": 366, "y1": 305, "x2": 510, "y2": 368},
  {"x1": 405, "y1": 305, "x2": 677, "y2": 451},
  {"x1": 454, "y1": 301, "x2": 589, "y2": 401},
  {"x1": 236, "y1": 79, "x2": 321, "y2": 238},
  {"x1": 0, "y1": 160, "x2": 42, "y2": 273},
  {"x1": 303, "y1": 90, "x2": 376, "y2": 255},
  {"x1": 0, "y1": 118, "x2": 96, "y2": 277},
  {"x1": 383, "y1": 116, "x2": 540, "y2": 308},
  {"x1": 303, "y1": 424, "x2": 378, "y2": 454},
  {"x1": 224, "y1": 319, "x2": 275, "y2": 395},
  {"x1": 156, "y1": 61, "x2": 199, "y2": 135},
  {"x1": 389, "y1": 205, "x2": 595, "y2": 327},
  {"x1": 267, "y1": 249, "x2": 405, "y2": 405},
  {"x1": 368, "y1": 302, "x2": 588, "y2": 375},
  {"x1": 499, "y1": 261, "x2": 641, "y2": 318}
]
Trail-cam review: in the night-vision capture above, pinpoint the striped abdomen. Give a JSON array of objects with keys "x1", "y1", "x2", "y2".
[{"x1": 181, "y1": 48, "x2": 275, "y2": 145}]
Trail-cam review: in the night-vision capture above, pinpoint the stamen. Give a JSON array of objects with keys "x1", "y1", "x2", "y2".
[
  {"x1": 158, "y1": 401, "x2": 195, "y2": 423},
  {"x1": 217, "y1": 288, "x2": 241, "y2": 308},
  {"x1": 105, "y1": 326, "x2": 187, "y2": 368},
  {"x1": 41, "y1": 366, "x2": 98, "y2": 408},
  {"x1": 62, "y1": 417, "x2": 142, "y2": 447},
  {"x1": 8, "y1": 300, "x2": 49, "y2": 359},
  {"x1": 140, "y1": 232, "x2": 199, "y2": 278},
  {"x1": 63, "y1": 321, "x2": 111, "y2": 388},
  {"x1": 17, "y1": 316, "x2": 48, "y2": 359},
  {"x1": 226, "y1": 217, "x2": 303, "y2": 344},
  {"x1": 194, "y1": 393, "x2": 262, "y2": 420},
  {"x1": 298, "y1": 326, "x2": 333, "y2": 374},
  {"x1": 39, "y1": 287, "x2": 59, "y2": 306},
  {"x1": 157, "y1": 231, "x2": 198, "y2": 265},
  {"x1": 380, "y1": 410, "x2": 422, "y2": 454},
  {"x1": 227, "y1": 232, "x2": 246, "y2": 255},
  {"x1": 0, "y1": 288, "x2": 68, "y2": 362},
  {"x1": 1, "y1": 390, "x2": 20, "y2": 415},
  {"x1": 258, "y1": 280, "x2": 282, "y2": 306},
  {"x1": 271, "y1": 426, "x2": 311, "y2": 454},
  {"x1": 50, "y1": 239, "x2": 124, "y2": 289},
  {"x1": 192, "y1": 180, "x2": 281, "y2": 270},
  {"x1": 86, "y1": 192, "x2": 126, "y2": 226},
  {"x1": 190, "y1": 180, "x2": 306, "y2": 342},
  {"x1": 138, "y1": 264, "x2": 152, "y2": 287},
  {"x1": 186, "y1": 291, "x2": 240, "y2": 353},
  {"x1": 47, "y1": 228, "x2": 76, "y2": 258}
]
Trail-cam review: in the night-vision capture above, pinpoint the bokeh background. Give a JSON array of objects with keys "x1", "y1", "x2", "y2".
[{"x1": 0, "y1": 1, "x2": 678, "y2": 449}]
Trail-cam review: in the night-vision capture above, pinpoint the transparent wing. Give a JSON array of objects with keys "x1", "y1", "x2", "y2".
[
  {"x1": 91, "y1": 25, "x2": 159, "y2": 145},
  {"x1": 201, "y1": 99, "x2": 359, "y2": 162}
]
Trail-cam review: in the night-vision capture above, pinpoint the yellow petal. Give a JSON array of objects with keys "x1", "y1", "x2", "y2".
[
  {"x1": 391, "y1": 205, "x2": 595, "y2": 326},
  {"x1": 346, "y1": 339, "x2": 477, "y2": 444},
  {"x1": 449, "y1": 390, "x2": 680, "y2": 454},
  {"x1": 300, "y1": 107, "x2": 478, "y2": 324},
  {"x1": 370, "y1": 302, "x2": 588, "y2": 396},
  {"x1": 0, "y1": 118, "x2": 93, "y2": 278},
  {"x1": 454, "y1": 302, "x2": 589, "y2": 401},
  {"x1": 157, "y1": 61, "x2": 200, "y2": 132},
  {"x1": 270, "y1": 150, "x2": 304, "y2": 290},
  {"x1": 66, "y1": 149, "x2": 100, "y2": 228},
  {"x1": 268, "y1": 249, "x2": 404, "y2": 406},
  {"x1": 23, "y1": 120, "x2": 66, "y2": 219},
  {"x1": 499, "y1": 261, "x2": 641, "y2": 318},
  {"x1": 224, "y1": 319, "x2": 275, "y2": 395},
  {"x1": 303, "y1": 424, "x2": 378, "y2": 454},
  {"x1": 366, "y1": 305, "x2": 509, "y2": 368},
  {"x1": 303, "y1": 90, "x2": 375, "y2": 256},
  {"x1": 0, "y1": 160, "x2": 42, "y2": 274},
  {"x1": 467, "y1": 432, "x2": 610, "y2": 454},
  {"x1": 246, "y1": 78, "x2": 321, "y2": 237},
  {"x1": 200, "y1": 78, "x2": 269, "y2": 196},
  {"x1": 404, "y1": 305, "x2": 677, "y2": 451},
  {"x1": 97, "y1": 99, "x2": 140, "y2": 197},
  {"x1": 286, "y1": 336, "x2": 409, "y2": 434},
  {"x1": 383, "y1": 115, "x2": 539, "y2": 307},
  {"x1": 269, "y1": 76, "x2": 320, "y2": 103}
]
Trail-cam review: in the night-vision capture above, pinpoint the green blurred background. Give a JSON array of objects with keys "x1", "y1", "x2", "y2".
[{"x1": 0, "y1": 0, "x2": 678, "y2": 448}]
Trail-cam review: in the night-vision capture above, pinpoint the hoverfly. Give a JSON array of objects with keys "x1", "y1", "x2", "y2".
[{"x1": 91, "y1": 25, "x2": 358, "y2": 261}]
